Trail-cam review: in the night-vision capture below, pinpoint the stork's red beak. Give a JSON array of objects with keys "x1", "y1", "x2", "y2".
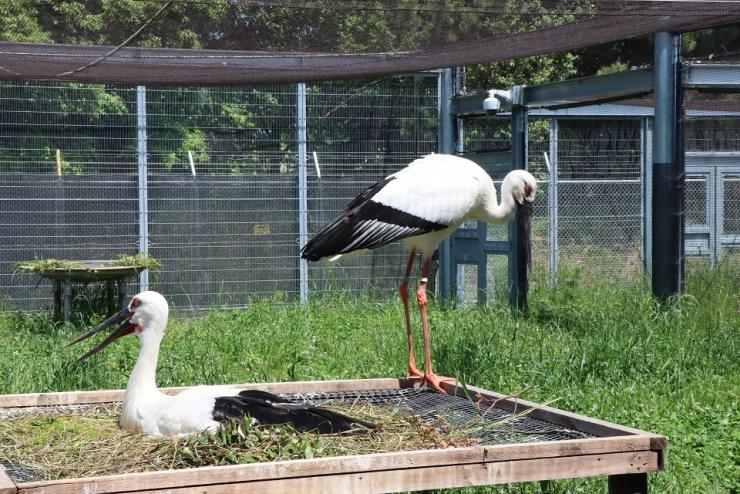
[{"x1": 69, "y1": 307, "x2": 136, "y2": 363}]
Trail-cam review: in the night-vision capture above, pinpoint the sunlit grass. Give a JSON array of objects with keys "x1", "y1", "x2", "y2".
[{"x1": 0, "y1": 261, "x2": 737, "y2": 493}]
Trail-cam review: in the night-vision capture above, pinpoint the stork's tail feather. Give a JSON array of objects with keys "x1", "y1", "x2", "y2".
[{"x1": 213, "y1": 390, "x2": 375, "y2": 434}]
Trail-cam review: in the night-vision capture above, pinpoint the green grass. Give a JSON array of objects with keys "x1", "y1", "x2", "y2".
[{"x1": 0, "y1": 264, "x2": 737, "y2": 493}]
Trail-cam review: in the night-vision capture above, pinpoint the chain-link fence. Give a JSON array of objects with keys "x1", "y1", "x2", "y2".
[{"x1": 2, "y1": 79, "x2": 738, "y2": 312}]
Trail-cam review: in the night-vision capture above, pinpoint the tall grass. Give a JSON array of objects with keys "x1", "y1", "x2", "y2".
[{"x1": 0, "y1": 263, "x2": 737, "y2": 493}]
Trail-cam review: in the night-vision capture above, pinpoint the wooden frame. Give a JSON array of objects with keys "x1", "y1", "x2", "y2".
[{"x1": 0, "y1": 378, "x2": 665, "y2": 494}]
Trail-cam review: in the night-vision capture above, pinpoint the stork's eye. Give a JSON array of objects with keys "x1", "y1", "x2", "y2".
[{"x1": 131, "y1": 298, "x2": 142, "y2": 309}]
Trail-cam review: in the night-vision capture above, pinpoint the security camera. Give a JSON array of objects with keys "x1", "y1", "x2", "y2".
[{"x1": 483, "y1": 89, "x2": 512, "y2": 115}]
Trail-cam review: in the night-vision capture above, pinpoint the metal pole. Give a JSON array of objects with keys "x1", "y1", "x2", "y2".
[
  {"x1": 437, "y1": 68, "x2": 456, "y2": 301},
  {"x1": 136, "y1": 85, "x2": 149, "y2": 293},
  {"x1": 641, "y1": 117, "x2": 654, "y2": 276},
  {"x1": 712, "y1": 169, "x2": 721, "y2": 265},
  {"x1": 652, "y1": 32, "x2": 684, "y2": 301},
  {"x1": 548, "y1": 118, "x2": 559, "y2": 285},
  {"x1": 297, "y1": 82, "x2": 309, "y2": 303},
  {"x1": 509, "y1": 97, "x2": 528, "y2": 310}
]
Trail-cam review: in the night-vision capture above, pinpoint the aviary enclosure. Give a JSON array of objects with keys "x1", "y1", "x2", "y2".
[{"x1": 0, "y1": 2, "x2": 738, "y2": 493}]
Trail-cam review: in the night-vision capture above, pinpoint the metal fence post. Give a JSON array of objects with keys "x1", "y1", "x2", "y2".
[
  {"x1": 652, "y1": 32, "x2": 684, "y2": 301},
  {"x1": 136, "y1": 85, "x2": 149, "y2": 293},
  {"x1": 641, "y1": 117, "x2": 653, "y2": 276},
  {"x1": 548, "y1": 118, "x2": 559, "y2": 285},
  {"x1": 437, "y1": 68, "x2": 456, "y2": 301},
  {"x1": 297, "y1": 82, "x2": 309, "y2": 303},
  {"x1": 712, "y1": 168, "x2": 722, "y2": 264}
]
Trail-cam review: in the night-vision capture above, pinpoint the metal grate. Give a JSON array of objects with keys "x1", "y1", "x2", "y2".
[
  {"x1": 288, "y1": 387, "x2": 593, "y2": 444},
  {"x1": 1, "y1": 460, "x2": 45, "y2": 484}
]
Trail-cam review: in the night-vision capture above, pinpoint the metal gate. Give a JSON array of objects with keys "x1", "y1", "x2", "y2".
[{"x1": 685, "y1": 151, "x2": 740, "y2": 264}]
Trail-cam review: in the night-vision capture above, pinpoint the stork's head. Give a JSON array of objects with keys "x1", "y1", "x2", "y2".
[
  {"x1": 508, "y1": 169, "x2": 537, "y2": 206},
  {"x1": 70, "y1": 291, "x2": 169, "y2": 363}
]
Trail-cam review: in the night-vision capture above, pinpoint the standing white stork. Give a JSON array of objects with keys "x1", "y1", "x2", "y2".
[
  {"x1": 301, "y1": 154, "x2": 537, "y2": 392},
  {"x1": 70, "y1": 291, "x2": 373, "y2": 436}
]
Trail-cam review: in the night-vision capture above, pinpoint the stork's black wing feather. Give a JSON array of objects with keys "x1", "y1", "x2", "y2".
[
  {"x1": 212, "y1": 390, "x2": 374, "y2": 434},
  {"x1": 301, "y1": 176, "x2": 447, "y2": 261}
]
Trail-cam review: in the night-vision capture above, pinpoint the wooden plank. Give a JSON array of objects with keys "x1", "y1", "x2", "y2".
[
  {"x1": 39, "y1": 451, "x2": 658, "y2": 494},
  {"x1": 0, "y1": 378, "x2": 413, "y2": 408},
  {"x1": 446, "y1": 383, "x2": 666, "y2": 447},
  {"x1": 0, "y1": 465, "x2": 17, "y2": 494},
  {"x1": 16, "y1": 436, "x2": 656, "y2": 494}
]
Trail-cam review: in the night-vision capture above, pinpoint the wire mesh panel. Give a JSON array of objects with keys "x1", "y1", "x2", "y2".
[
  {"x1": 305, "y1": 77, "x2": 439, "y2": 297},
  {"x1": 2, "y1": 78, "x2": 738, "y2": 312},
  {"x1": 0, "y1": 82, "x2": 139, "y2": 311},
  {"x1": 686, "y1": 176, "x2": 708, "y2": 226},
  {"x1": 725, "y1": 175, "x2": 740, "y2": 236},
  {"x1": 555, "y1": 119, "x2": 643, "y2": 282},
  {"x1": 144, "y1": 85, "x2": 300, "y2": 309},
  {"x1": 0, "y1": 77, "x2": 440, "y2": 312}
]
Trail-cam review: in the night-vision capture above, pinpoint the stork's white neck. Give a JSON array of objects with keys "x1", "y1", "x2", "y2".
[
  {"x1": 478, "y1": 176, "x2": 517, "y2": 224},
  {"x1": 126, "y1": 332, "x2": 161, "y2": 394},
  {"x1": 121, "y1": 331, "x2": 169, "y2": 431}
]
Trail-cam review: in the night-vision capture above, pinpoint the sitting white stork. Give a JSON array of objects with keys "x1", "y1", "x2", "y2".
[
  {"x1": 70, "y1": 291, "x2": 373, "y2": 436},
  {"x1": 301, "y1": 154, "x2": 537, "y2": 392}
]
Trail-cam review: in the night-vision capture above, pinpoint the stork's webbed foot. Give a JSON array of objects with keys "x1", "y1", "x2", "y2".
[
  {"x1": 420, "y1": 372, "x2": 456, "y2": 394},
  {"x1": 406, "y1": 364, "x2": 424, "y2": 379}
]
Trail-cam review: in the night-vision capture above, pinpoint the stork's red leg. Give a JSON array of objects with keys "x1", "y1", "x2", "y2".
[
  {"x1": 417, "y1": 257, "x2": 454, "y2": 393},
  {"x1": 399, "y1": 249, "x2": 422, "y2": 378}
]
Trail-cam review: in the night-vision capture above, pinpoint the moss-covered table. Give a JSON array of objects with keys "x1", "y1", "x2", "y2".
[{"x1": 17, "y1": 261, "x2": 145, "y2": 322}]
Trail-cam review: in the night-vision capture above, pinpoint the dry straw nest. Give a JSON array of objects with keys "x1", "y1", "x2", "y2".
[{"x1": 0, "y1": 401, "x2": 479, "y2": 481}]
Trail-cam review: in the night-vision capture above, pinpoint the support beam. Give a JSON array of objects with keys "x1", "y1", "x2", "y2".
[
  {"x1": 452, "y1": 68, "x2": 653, "y2": 115},
  {"x1": 437, "y1": 68, "x2": 456, "y2": 301},
  {"x1": 524, "y1": 68, "x2": 654, "y2": 109},
  {"x1": 509, "y1": 96, "x2": 528, "y2": 311},
  {"x1": 652, "y1": 32, "x2": 684, "y2": 302},
  {"x1": 683, "y1": 63, "x2": 740, "y2": 89}
]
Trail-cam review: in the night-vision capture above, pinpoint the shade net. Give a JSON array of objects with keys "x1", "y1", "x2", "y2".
[{"x1": 2, "y1": 1, "x2": 739, "y2": 85}]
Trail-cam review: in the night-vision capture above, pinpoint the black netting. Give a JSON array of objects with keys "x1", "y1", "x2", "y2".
[{"x1": 1, "y1": 1, "x2": 739, "y2": 84}]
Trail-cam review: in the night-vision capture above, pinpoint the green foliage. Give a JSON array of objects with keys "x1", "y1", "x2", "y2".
[
  {"x1": 0, "y1": 0, "x2": 50, "y2": 43},
  {"x1": 111, "y1": 253, "x2": 161, "y2": 270},
  {"x1": 15, "y1": 259, "x2": 85, "y2": 274},
  {"x1": 175, "y1": 417, "x2": 321, "y2": 467},
  {"x1": 164, "y1": 128, "x2": 210, "y2": 172}
]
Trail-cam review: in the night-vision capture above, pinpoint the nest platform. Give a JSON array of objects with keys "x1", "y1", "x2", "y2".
[
  {"x1": 0, "y1": 378, "x2": 666, "y2": 494},
  {"x1": 17, "y1": 261, "x2": 144, "y2": 321}
]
